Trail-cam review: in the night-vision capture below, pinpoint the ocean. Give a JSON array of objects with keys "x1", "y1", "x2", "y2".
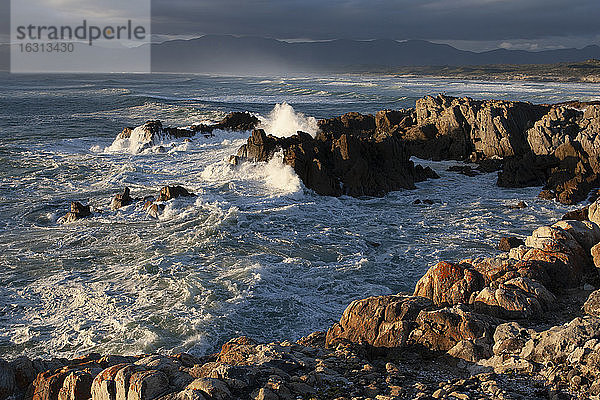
[{"x1": 1, "y1": 72, "x2": 599, "y2": 360}]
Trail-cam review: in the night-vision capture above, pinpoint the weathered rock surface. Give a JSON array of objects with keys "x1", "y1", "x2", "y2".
[
  {"x1": 118, "y1": 113, "x2": 259, "y2": 142},
  {"x1": 111, "y1": 187, "x2": 134, "y2": 210},
  {"x1": 59, "y1": 202, "x2": 92, "y2": 224},
  {"x1": 413, "y1": 261, "x2": 486, "y2": 307},
  {"x1": 235, "y1": 128, "x2": 438, "y2": 197},
  {"x1": 324, "y1": 295, "x2": 433, "y2": 350}
]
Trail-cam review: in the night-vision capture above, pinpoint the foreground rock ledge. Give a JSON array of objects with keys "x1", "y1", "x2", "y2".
[{"x1": 8, "y1": 203, "x2": 600, "y2": 399}]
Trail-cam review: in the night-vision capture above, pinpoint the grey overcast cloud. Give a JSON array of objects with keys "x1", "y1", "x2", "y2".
[
  {"x1": 1, "y1": 0, "x2": 599, "y2": 51},
  {"x1": 149, "y1": 0, "x2": 600, "y2": 51}
]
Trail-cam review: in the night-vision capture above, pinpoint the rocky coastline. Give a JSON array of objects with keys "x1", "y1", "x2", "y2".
[{"x1": 5, "y1": 96, "x2": 600, "y2": 399}]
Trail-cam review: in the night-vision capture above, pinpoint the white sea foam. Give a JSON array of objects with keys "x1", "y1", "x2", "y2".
[{"x1": 259, "y1": 102, "x2": 318, "y2": 138}]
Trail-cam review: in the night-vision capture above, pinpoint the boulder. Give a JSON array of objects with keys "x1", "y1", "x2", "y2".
[
  {"x1": 498, "y1": 236, "x2": 525, "y2": 251},
  {"x1": 111, "y1": 187, "x2": 134, "y2": 210},
  {"x1": 592, "y1": 243, "x2": 600, "y2": 270},
  {"x1": 127, "y1": 370, "x2": 170, "y2": 400},
  {"x1": 473, "y1": 277, "x2": 556, "y2": 319},
  {"x1": 157, "y1": 186, "x2": 194, "y2": 202},
  {"x1": 552, "y1": 220, "x2": 600, "y2": 252},
  {"x1": 324, "y1": 295, "x2": 434, "y2": 350},
  {"x1": 409, "y1": 305, "x2": 497, "y2": 352},
  {"x1": 583, "y1": 290, "x2": 600, "y2": 317},
  {"x1": 60, "y1": 202, "x2": 92, "y2": 224},
  {"x1": 186, "y1": 378, "x2": 231, "y2": 400},
  {"x1": 562, "y1": 206, "x2": 589, "y2": 221},
  {"x1": 413, "y1": 261, "x2": 486, "y2": 306},
  {"x1": 521, "y1": 316, "x2": 600, "y2": 363},
  {"x1": 58, "y1": 370, "x2": 94, "y2": 400},
  {"x1": 492, "y1": 322, "x2": 535, "y2": 356}
]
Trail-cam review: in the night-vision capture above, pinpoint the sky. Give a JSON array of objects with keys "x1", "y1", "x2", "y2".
[{"x1": 1, "y1": 0, "x2": 599, "y2": 51}]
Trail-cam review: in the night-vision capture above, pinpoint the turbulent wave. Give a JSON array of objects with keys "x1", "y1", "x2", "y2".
[
  {"x1": 2, "y1": 73, "x2": 593, "y2": 361},
  {"x1": 259, "y1": 102, "x2": 319, "y2": 137}
]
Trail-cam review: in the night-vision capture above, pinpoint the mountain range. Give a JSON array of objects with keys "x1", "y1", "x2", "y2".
[
  {"x1": 2, "y1": 36, "x2": 600, "y2": 74},
  {"x1": 150, "y1": 35, "x2": 600, "y2": 74}
]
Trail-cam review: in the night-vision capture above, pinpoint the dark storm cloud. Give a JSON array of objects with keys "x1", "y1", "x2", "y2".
[{"x1": 151, "y1": 0, "x2": 600, "y2": 42}]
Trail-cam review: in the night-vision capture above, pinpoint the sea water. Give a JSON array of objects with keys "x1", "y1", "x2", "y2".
[{"x1": 1, "y1": 73, "x2": 598, "y2": 359}]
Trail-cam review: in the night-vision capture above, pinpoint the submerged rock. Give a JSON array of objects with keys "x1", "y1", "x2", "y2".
[
  {"x1": 59, "y1": 201, "x2": 92, "y2": 224},
  {"x1": 111, "y1": 187, "x2": 134, "y2": 210}
]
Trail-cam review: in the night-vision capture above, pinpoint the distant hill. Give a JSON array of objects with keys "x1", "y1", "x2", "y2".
[
  {"x1": 151, "y1": 35, "x2": 600, "y2": 74},
  {"x1": 2, "y1": 36, "x2": 600, "y2": 75}
]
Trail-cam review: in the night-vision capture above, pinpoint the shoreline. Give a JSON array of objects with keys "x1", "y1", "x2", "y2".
[{"x1": 4, "y1": 95, "x2": 600, "y2": 399}]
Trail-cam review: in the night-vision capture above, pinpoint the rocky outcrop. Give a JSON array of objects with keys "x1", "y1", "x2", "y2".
[
  {"x1": 235, "y1": 128, "x2": 439, "y2": 197},
  {"x1": 59, "y1": 202, "x2": 92, "y2": 224},
  {"x1": 118, "y1": 112, "x2": 259, "y2": 141},
  {"x1": 111, "y1": 187, "x2": 134, "y2": 210},
  {"x1": 143, "y1": 186, "x2": 195, "y2": 219}
]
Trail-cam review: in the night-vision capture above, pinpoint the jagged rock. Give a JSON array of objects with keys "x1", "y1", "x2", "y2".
[
  {"x1": 583, "y1": 290, "x2": 600, "y2": 317},
  {"x1": 214, "y1": 112, "x2": 259, "y2": 132},
  {"x1": 447, "y1": 338, "x2": 492, "y2": 362},
  {"x1": 111, "y1": 187, "x2": 134, "y2": 210},
  {"x1": 60, "y1": 202, "x2": 92, "y2": 224},
  {"x1": 526, "y1": 106, "x2": 582, "y2": 156},
  {"x1": 403, "y1": 95, "x2": 547, "y2": 160},
  {"x1": 413, "y1": 261, "x2": 486, "y2": 306},
  {"x1": 562, "y1": 206, "x2": 589, "y2": 221},
  {"x1": 325, "y1": 295, "x2": 434, "y2": 350},
  {"x1": 0, "y1": 359, "x2": 15, "y2": 400},
  {"x1": 521, "y1": 225, "x2": 591, "y2": 288},
  {"x1": 157, "y1": 186, "x2": 194, "y2": 202},
  {"x1": 473, "y1": 277, "x2": 556, "y2": 319},
  {"x1": 409, "y1": 305, "x2": 497, "y2": 352},
  {"x1": 317, "y1": 112, "x2": 376, "y2": 138},
  {"x1": 236, "y1": 127, "x2": 436, "y2": 197},
  {"x1": 498, "y1": 236, "x2": 525, "y2": 251}
]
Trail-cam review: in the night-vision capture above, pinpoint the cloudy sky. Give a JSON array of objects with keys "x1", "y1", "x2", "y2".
[
  {"x1": 148, "y1": 0, "x2": 600, "y2": 51},
  {"x1": 2, "y1": 0, "x2": 599, "y2": 51}
]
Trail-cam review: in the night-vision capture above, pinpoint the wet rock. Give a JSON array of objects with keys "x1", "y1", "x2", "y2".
[
  {"x1": 325, "y1": 295, "x2": 434, "y2": 351},
  {"x1": 498, "y1": 236, "x2": 525, "y2": 251},
  {"x1": 111, "y1": 187, "x2": 134, "y2": 210},
  {"x1": 508, "y1": 201, "x2": 528, "y2": 209},
  {"x1": 236, "y1": 126, "x2": 436, "y2": 197},
  {"x1": 214, "y1": 112, "x2": 259, "y2": 132},
  {"x1": 157, "y1": 186, "x2": 194, "y2": 202},
  {"x1": 0, "y1": 359, "x2": 15, "y2": 400},
  {"x1": 11, "y1": 356, "x2": 36, "y2": 390},
  {"x1": 562, "y1": 206, "x2": 589, "y2": 221},
  {"x1": 447, "y1": 165, "x2": 479, "y2": 177},
  {"x1": 413, "y1": 261, "x2": 486, "y2": 306},
  {"x1": 60, "y1": 202, "x2": 92, "y2": 224}
]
